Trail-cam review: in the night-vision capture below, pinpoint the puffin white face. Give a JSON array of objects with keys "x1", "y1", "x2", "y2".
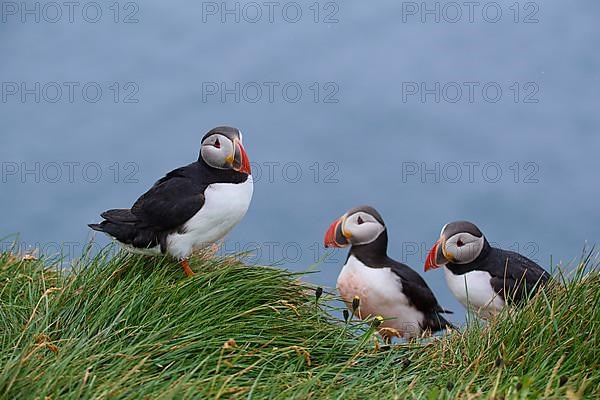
[
  {"x1": 425, "y1": 221, "x2": 486, "y2": 271},
  {"x1": 342, "y1": 211, "x2": 385, "y2": 246},
  {"x1": 324, "y1": 206, "x2": 386, "y2": 248},
  {"x1": 201, "y1": 133, "x2": 235, "y2": 169},
  {"x1": 443, "y1": 232, "x2": 485, "y2": 264},
  {"x1": 200, "y1": 128, "x2": 251, "y2": 174}
]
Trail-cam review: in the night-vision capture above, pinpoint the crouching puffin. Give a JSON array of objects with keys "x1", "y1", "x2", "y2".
[
  {"x1": 424, "y1": 221, "x2": 551, "y2": 319},
  {"x1": 89, "y1": 126, "x2": 253, "y2": 277},
  {"x1": 324, "y1": 206, "x2": 454, "y2": 340}
]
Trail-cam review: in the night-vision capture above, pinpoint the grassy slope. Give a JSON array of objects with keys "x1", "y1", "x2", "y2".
[{"x1": 0, "y1": 249, "x2": 598, "y2": 399}]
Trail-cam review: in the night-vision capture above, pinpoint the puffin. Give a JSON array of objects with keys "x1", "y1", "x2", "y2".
[
  {"x1": 324, "y1": 206, "x2": 454, "y2": 340},
  {"x1": 89, "y1": 126, "x2": 253, "y2": 277},
  {"x1": 424, "y1": 221, "x2": 551, "y2": 319}
]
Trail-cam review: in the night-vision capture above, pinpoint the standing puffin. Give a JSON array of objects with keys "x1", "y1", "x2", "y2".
[
  {"x1": 89, "y1": 126, "x2": 253, "y2": 277},
  {"x1": 424, "y1": 221, "x2": 551, "y2": 319},
  {"x1": 324, "y1": 206, "x2": 453, "y2": 339}
]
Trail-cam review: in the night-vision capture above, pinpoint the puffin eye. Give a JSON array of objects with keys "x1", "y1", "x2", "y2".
[
  {"x1": 214, "y1": 138, "x2": 221, "y2": 149},
  {"x1": 357, "y1": 216, "x2": 364, "y2": 225},
  {"x1": 457, "y1": 239, "x2": 464, "y2": 247}
]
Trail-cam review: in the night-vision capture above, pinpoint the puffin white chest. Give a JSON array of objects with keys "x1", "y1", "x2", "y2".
[
  {"x1": 166, "y1": 176, "x2": 254, "y2": 259},
  {"x1": 337, "y1": 255, "x2": 424, "y2": 337},
  {"x1": 443, "y1": 266, "x2": 505, "y2": 319}
]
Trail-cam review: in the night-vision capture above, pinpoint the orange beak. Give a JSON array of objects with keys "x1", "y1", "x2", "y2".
[
  {"x1": 324, "y1": 217, "x2": 349, "y2": 248},
  {"x1": 234, "y1": 141, "x2": 251, "y2": 175},
  {"x1": 424, "y1": 239, "x2": 447, "y2": 271}
]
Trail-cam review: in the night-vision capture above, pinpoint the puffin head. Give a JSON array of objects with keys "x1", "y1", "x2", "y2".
[
  {"x1": 200, "y1": 126, "x2": 251, "y2": 174},
  {"x1": 324, "y1": 205, "x2": 386, "y2": 248},
  {"x1": 424, "y1": 221, "x2": 486, "y2": 271}
]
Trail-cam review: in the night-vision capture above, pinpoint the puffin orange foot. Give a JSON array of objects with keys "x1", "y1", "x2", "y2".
[{"x1": 180, "y1": 260, "x2": 195, "y2": 277}]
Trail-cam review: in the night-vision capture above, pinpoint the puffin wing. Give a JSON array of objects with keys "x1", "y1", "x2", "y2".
[
  {"x1": 131, "y1": 165, "x2": 206, "y2": 231},
  {"x1": 488, "y1": 249, "x2": 551, "y2": 304},
  {"x1": 389, "y1": 260, "x2": 452, "y2": 314}
]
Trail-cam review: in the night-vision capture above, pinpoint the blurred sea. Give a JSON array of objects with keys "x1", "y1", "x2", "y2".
[{"x1": 1, "y1": 1, "x2": 599, "y2": 323}]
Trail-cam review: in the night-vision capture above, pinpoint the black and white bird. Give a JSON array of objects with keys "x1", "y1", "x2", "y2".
[
  {"x1": 424, "y1": 221, "x2": 551, "y2": 319},
  {"x1": 324, "y1": 206, "x2": 453, "y2": 339},
  {"x1": 89, "y1": 126, "x2": 253, "y2": 277}
]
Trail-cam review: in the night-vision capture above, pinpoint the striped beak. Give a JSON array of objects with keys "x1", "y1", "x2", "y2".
[
  {"x1": 324, "y1": 216, "x2": 350, "y2": 248},
  {"x1": 233, "y1": 140, "x2": 251, "y2": 175},
  {"x1": 424, "y1": 238, "x2": 448, "y2": 271}
]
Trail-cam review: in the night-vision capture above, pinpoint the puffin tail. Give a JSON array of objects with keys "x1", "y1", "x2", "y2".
[
  {"x1": 443, "y1": 318, "x2": 458, "y2": 332},
  {"x1": 100, "y1": 209, "x2": 138, "y2": 223},
  {"x1": 88, "y1": 223, "x2": 106, "y2": 232},
  {"x1": 88, "y1": 209, "x2": 139, "y2": 243},
  {"x1": 427, "y1": 313, "x2": 458, "y2": 333}
]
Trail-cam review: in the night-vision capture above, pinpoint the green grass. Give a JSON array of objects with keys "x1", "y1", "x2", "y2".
[{"x1": 0, "y1": 247, "x2": 598, "y2": 399}]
